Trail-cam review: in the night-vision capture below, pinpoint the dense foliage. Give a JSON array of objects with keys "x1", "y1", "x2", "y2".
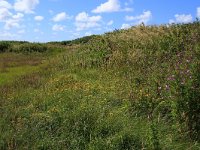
[
  {"x1": 0, "y1": 42, "x2": 48, "y2": 53},
  {"x1": 0, "y1": 42, "x2": 11, "y2": 53}
]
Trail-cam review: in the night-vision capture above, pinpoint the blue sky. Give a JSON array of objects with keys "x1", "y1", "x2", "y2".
[{"x1": 0, "y1": 0, "x2": 200, "y2": 42}]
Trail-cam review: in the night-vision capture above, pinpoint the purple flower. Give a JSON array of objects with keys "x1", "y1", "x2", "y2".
[
  {"x1": 165, "y1": 84, "x2": 170, "y2": 90},
  {"x1": 167, "y1": 75, "x2": 175, "y2": 81}
]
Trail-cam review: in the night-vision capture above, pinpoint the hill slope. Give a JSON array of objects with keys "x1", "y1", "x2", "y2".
[{"x1": 0, "y1": 22, "x2": 200, "y2": 149}]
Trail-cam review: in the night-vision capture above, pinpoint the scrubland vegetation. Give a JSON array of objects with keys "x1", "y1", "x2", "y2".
[{"x1": 0, "y1": 21, "x2": 200, "y2": 149}]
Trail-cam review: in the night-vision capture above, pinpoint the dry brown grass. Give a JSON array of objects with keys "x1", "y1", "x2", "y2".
[{"x1": 0, "y1": 53, "x2": 43, "y2": 69}]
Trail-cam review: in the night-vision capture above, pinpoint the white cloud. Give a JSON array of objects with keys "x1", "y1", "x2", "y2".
[
  {"x1": 34, "y1": 15, "x2": 44, "y2": 21},
  {"x1": 121, "y1": 23, "x2": 131, "y2": 29},
  {"x1": 92, "y1": 0, "x2": 120, "y2": 13},
  {"x1": 3, "y1": 13, "x2": 24, "y2": 30},
  {"x1": 14, "y1": 0, "x2": 39, "y2": 14},
  {"x1": 0, "y1": 31, "x2": 18, "y2": 40},
  {"x1": 92, "y1": 0, "x2": 132, "y2": 13},
  {"x1": 197, "y1": 7, "x2": 200, "y2": 18},
  {"x1": 175, "y1": 14, "x2": 193, "y2": 23},
  {"x1": 107, "y1": 20, "x2": 113, "y2": 25},
  {"x1": 0, "y1": 0, "x2": 12, "y2": 9},
  {"x1": 75, "y1": 22, "x2": 101, "y2": 31},
  {"x1": 13, "y1": 13, "x2": 24, "y2": 19},
  {"x1": 125, "y1": 11, "x2": 152, "y2": 25},
  {"x1": 0, "y1": 1, "x2": 13, "y2": 22},
  {"x1": 76, "y1": 12, "x2": 101, "y2": 22},
  {"x1": 52, "y1": 24, "x2": 65, "y2": 31},
  {"x1": 52, "y1": 12, "x2": 70, "y2": 22},
  {"x1": 76, "y1": 12, "x2": 88, "y2": 22},
  {"x1": 0, "y1": 8, "x2": 12, "y2": 21},
  {"x1": 170, "y1": 14, "x2": 193, "y2": 24},
  {"x1": 0, "y1": 1, "x2": 25, "y2": 30},
  {"x1": 75, "y1": 12, "x2": 102, "y2": 31},
  {"x1": 4, "y1": 19, "x2": 20, "y2": 30}
]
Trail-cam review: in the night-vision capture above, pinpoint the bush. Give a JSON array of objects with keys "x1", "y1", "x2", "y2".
[
  {"x1": 10, "y1": 43, "x2": 48, "y2": 53},
  {"x1": 19, "y1": 43, "x2": 48, "y2": 53},
  {"x1": 0, "y1": 42, "x2": 11, "y2": 52}
]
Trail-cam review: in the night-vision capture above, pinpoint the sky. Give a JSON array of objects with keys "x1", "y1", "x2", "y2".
[{"x1": 0, "y1": 0, "x2": 200, "y2": 42}]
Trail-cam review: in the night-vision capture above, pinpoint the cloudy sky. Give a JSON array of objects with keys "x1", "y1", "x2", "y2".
[{"x1": 0, "y1": 0, "x2": 200, "y2": 42}]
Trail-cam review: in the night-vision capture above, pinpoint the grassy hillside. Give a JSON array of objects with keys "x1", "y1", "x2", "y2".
[{"x1": 0, "y1": 22, "x2": 200, "y2": 149}]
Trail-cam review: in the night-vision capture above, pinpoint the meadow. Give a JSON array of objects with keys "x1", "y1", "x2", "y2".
[{"x1": 0, "y1": 22, "x2": 200, "y2": 149}]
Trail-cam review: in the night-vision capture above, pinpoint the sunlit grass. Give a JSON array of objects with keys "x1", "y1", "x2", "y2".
[
  {"x1": 0, "y1": 65, "x2": 42, "y2": 85},
  {"x1": 0, "y1": 53, "x2": 45, "y2": 86}
]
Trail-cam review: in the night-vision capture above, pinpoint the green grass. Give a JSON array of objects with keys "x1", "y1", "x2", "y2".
[
  {"x1": 0, "y1": 22, "x2": 200, "y2": 149},
  {"x1": 0, "y1": 65, "x2": 42, "y2": 85},
  {"x1": 0, "y1": 53, "x2": 45, "y2": 86}
]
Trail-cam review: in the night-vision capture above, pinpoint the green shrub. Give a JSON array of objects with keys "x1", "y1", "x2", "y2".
[
  {"x1": 0, "y1": 42, "x2": 11, "y2": 52},
  {"x1": 18, "y1": 43, "x2": 48, "y2": 53}
]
